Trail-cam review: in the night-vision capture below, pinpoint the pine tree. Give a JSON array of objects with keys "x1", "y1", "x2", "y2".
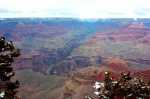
[
  {"x1": 0, "y1": 36, "x2": 21, "y2": 99},
  {"x1": 89, "y1": 72, "x2": 150, "y2": 99}
]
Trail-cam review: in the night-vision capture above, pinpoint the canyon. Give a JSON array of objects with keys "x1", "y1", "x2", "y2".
[
  {"x1": 0, "y1": 18, "x2": 150, "y2": 99},
  {"x1": 52, "y1": 20, "x2": 150, "y2": 75}
]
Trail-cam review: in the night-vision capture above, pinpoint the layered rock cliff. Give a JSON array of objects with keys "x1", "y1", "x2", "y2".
[
  {"x1": 60, "y1": 58, "x2": 149, "y2": 99},
  {"x1": 1, "y1": 18, "x2": 104, "y2": 74},
  {"x1": 1, "y1": 18, "x2": 150, "y2": 75}
]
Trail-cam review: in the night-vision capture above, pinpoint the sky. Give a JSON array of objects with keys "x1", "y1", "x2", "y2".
[{"x1": 0, "y1": 0, "x2": 150, "y2": 18}]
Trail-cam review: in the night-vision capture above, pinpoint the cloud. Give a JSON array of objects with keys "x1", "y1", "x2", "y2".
[
  {"x1": 0, "y1": 8, "x2": 21, "y2": 18},
  {"x1": 134, "y1": 8, "x2": 150, "y2": 15},
  {"x1": 0, "y1": 0, "x2": 150, "y2": 18},
  {"x1": 0, "y1": 9, "x2": 9, "y2": 13},
  {"x1": 0, "y1": 8, "x2": 20, "y2": 14}
]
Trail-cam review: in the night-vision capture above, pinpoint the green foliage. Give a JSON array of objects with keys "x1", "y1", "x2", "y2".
[
  {"x1": 87, "y1": 72, "x2": 150, "y2": 99},
  {"x1": 103, "y1": 72, "x2": 150, "y2": 99},
  {"x1": 0, "y1": 36, "x2": 21, "y2": 99}
]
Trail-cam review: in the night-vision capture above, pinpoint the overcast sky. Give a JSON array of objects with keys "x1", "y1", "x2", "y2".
[{"x1": 0, "y1": 0, "x2": 150, "y2": 18}]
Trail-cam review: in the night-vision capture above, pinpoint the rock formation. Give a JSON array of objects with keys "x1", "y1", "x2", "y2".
[{"x1": 60, "y1": 58, "x2": 149, "y2": 99}]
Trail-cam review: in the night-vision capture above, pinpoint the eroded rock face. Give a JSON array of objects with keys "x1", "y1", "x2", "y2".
[
  {"x1": 12, "y1": 69, "x2": 68, "y2": 99},
  {"x1": 133, "y1": 70, "x2": 150, "y2": 82},
  {"x1": 60, "y1": 59, "x2": 119, "y2": 99},
  {"x1": 60, "y1": 58, "x2": 149, "y2": 99},
  {"x1": 52, "y1": 21, "x2": 150, "y2": 75},
  {"x1": 1, "y1": 18, "x2": 103, "y2": 74},
  {"x1": 44, "y1": 20, "x2": 150, "y2": 75},
  {"x1": 1, "y1": 19, "x2": 150, "y2": 75},
  {"x1": 71, "y1": 21, "x2": 150, "y2": 70},
  {"x1": 72, "y1": 58, "x2": 133, "y2": 84},
  {"x1": 50, "y1": 56, "x2": 102, "y2": 75}
]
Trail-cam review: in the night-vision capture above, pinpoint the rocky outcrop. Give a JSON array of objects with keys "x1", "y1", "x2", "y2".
[
  {"x1": 129, "y1": 22, "x2": 146, "y2": 28},
  {"x1": 60, "y1": 58, "x2": 149, "y2": 99},
  {"x1": 133, "y1": 70, "x2": 150, "y2": 82},
  {"x1": 1, "y1": 19, "x2": 101, "y2": 74},
  {"x1": 126, "y1": 58, "x2": 150, "y2": 65},
  {"x1": 1, "y1": 18, "x2": 150, "y2": 99},
  {"x1": 72, "y1": 58, "x2": 133, "y2": 84},
  {"x1": 137, "y1": 36, "x2": 150, "y2": 45},
  {"x1": 50, "y1": 56, "x2": 102, "y2": 75},
  {"x1": 49, "y1": 21, "x2": 150, "y2": 75},
  {"x1": 73, "y1": 21, "x2": 150, "y2": 71},
  {"x1": 1, "y1": 19, "x2": 150, "y2": 75}
]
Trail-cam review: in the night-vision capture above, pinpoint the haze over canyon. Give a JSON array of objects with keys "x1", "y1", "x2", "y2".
[{"x1": 0, "y1": 18, "x2": 150, "y2": 99}]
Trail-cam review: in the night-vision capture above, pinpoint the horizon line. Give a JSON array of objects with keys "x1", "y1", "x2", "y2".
[{"x1": 1, "y1": 17, "x2": 150, "y2": 19}]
